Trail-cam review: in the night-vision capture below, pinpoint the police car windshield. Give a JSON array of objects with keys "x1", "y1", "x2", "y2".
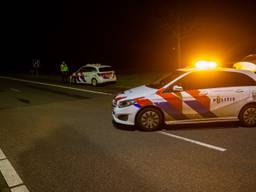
[
  {"x1": 99, "y1": 67, "x2": 113, "y2": 72},
  {"x1": 146, "y1": 71, "x2": 185, "y2": 89}
]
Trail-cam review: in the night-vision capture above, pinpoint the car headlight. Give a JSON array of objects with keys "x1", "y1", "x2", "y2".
[{"x1": 118, "y1": 99, "x2": 135, "y2": 108}]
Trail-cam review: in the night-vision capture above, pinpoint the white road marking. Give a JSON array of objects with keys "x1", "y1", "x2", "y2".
[
  {"x1": 0, "y1": 159, "x2": 23, "y2": 187},
  {"x1": 158, "y1": 131, "x2": 227, "y2": 152},
  {"x1": 0, "y1": 76, "x2": 112, "y2": 96},
  {"x1": 11, "y1": 185, "x2": 30, "y2": 192},
  {"x1": 0, "y1": 148, "x2": 30, "y2": 191},
  {"x1": 0, "y1": 149, "x2": 6, "y2": 160},
  {"x1": 10, "y1": 88, "x2": 21, "y2": 93}
]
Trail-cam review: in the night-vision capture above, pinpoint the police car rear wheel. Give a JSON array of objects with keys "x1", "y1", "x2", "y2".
[
  {"x1": 72, "y1": 78, "x2": 77, "y2": 84},
  {"x1": 239, "y1": 104, "x2": 256, "y2": 127},
  {"x1": 92, "y1": 78, "x2": 97, "y2": 86},
  {"x1": 136, "y1": 107, "x2": 163, "y2": 131},
  {"x1": 71, "y1": 77, "x2": 77, "y2": 84}
]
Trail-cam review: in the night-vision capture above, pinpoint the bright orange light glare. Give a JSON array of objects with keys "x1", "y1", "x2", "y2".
[{"x1": 195, "y1": 60, "x2": 217, "y2": 70}]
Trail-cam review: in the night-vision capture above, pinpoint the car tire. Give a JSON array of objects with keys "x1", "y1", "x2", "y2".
[
  {"x1": 72, "y1": 77, "x2": 78, "y2": 84},
  {"x1": 91, "y1": 78, "x2": 97, "y2": 86},
  {"x1": 136, "y1": 107, "x2": 164, "y2": 131},
  {"x1": 239, "y1": 104, "x2": 256, "y2": 127},
  {"x1": 70, "y1": 77, "x2": 75, "y2": 84}
]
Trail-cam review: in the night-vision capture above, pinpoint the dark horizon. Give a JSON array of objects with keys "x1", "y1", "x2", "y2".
[{"x1": 2, "y1": 0, "x2": 256, "y2": 74}]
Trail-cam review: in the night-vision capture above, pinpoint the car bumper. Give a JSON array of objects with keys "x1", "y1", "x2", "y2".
[
  {"x1": 98, "y1": 76, "x2": 117, "y2": 84},
  {"x1": 112, "y1": 105, "x2": 139, "y2": 125}
]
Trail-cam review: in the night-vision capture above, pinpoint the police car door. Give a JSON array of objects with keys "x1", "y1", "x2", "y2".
[
  {"x1": 208, "y1": 71, "x2": 253, "y2": 118},
  {"x1": 171, "y1": 71, "x2": 251, "y2": 120},
  {"x1": 168, "y1": 71, "x2": 218, "y2": 120},
  {"x1": 84, "y1": 67, "x2": 97, "y2": 84},
  {"x1": 83, "y1": 66, "x2": 92, "y2": 83},
  {"x1": 77, "y1": 67, "x2": 87, "y2": 83}
]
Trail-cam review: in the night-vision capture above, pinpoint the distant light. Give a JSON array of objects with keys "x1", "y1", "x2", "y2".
[{"x1": 195, "y1": 60, "x2": 217, "y2": 70}]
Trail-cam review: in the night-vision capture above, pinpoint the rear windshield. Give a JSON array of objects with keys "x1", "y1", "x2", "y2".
[{"x1": 99, "y1": 67, "x2": 113, "y2": 72}]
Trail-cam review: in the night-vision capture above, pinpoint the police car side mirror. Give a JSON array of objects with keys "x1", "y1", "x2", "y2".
[{"x1": 173, "y1": 85, "x2": 183, "y2": 92}]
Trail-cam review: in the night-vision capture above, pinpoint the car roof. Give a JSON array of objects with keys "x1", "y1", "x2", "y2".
[
  {"x1": 84, "y1": 64, "x2": 112, "y2": 68},
  {"x1": 242, "y1": 54, "x2": 256, "y2": 63}
]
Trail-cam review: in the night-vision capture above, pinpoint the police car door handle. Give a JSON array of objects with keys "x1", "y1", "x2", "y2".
[{"x1": 236, "y1": 89, "x2": 244, "y2": 93}]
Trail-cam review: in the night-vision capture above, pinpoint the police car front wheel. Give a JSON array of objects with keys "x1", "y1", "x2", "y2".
[
  {"x1": 136, "y1": 107, "x2": 164, "y2": 131},
  {"x1": 239, "y1": 104, "x2": 256, "y2": 127},
  {"x1": 91, "y1": 78, "x2": 98, "y2": 86}
]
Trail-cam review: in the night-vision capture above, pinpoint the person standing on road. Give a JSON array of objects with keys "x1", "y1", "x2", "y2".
[
  {"x1": 60, "y1": 61, "x2": 69, "y2": 83},
  {"x1": 32, "y1": 58, "x2": 40, "y2": 76}
]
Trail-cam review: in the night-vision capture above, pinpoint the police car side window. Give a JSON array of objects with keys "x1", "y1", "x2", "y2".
[
  {"x1": 167, "y1": 71, "x2": 256, "y2": 92},
  {"x1": 219, "y1": 72, "x2": 256, "y2": 87},
  {"x1": 172, "y1": 72, "x2": 214, "y2": 90},
  {"x1": 85, "y1": 67, "x2": 97, "y2": 72},
  {"x1": 84, "y1": 67, "x2": 93, "y2": 72},
  {"x1": 79, "y1": 67, "x2": 86, "y2": 72},
  {"x1": 91, "y1": 67, "x2": 97, "y2": 72}
]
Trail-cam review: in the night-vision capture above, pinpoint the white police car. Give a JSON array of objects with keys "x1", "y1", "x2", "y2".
[
  {"x1": 70, "y1": 64, "x2": 117, "y2": 86},
  {"x1": 112, "y1": 63, "x2": 256, "y2": 131}
]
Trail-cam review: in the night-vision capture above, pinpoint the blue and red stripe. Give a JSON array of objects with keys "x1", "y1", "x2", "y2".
[
  {"x1": 184, "y1": 100, "x2": 217, "y2": 118},
  {"x1": 155, "y1": 102, "x2": 188, "y2": 120}
]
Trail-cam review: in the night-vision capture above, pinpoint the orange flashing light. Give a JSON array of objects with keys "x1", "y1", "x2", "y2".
[{"x1": 195, "y1": 60, "x2": 217, "y2": 70}]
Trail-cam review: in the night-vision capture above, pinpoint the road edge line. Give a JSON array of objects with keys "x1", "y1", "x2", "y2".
[
  {"x1": 158, "y1": 131, "x2": 227, "y2": 152},
  {"x1": 0, "y1": 148, "x2": 30, "y2": 191},
  {"x1": 0, "y1": 149, "x2": 6, "y2": 160},
  {"x1": 11, "y1": 185, "x2": 30, "y2": 192},
  {"x1": 0, "y1": 76, "x2": 113, "y2": 96}
]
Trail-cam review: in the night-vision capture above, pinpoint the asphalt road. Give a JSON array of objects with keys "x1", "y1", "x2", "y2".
[{"x1": 0, "y1": 77, "x2": 255, "y2": 192}]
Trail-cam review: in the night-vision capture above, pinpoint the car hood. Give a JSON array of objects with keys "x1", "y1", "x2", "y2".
[{"x1": 121, "y1": 85, "x2": 156, "y2": 100}]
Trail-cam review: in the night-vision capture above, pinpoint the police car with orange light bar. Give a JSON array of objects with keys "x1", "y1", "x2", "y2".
[
  {"x1": 112, "y1": 61, "x2": 256, "y2": 131},
  {"x1": 70, "y1": 64, "x2": 117, "y2": 86}
]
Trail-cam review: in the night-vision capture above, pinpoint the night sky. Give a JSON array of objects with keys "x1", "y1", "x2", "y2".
[{"x1": 2, "y1": 0, "x2": 256, "y2": 73}]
